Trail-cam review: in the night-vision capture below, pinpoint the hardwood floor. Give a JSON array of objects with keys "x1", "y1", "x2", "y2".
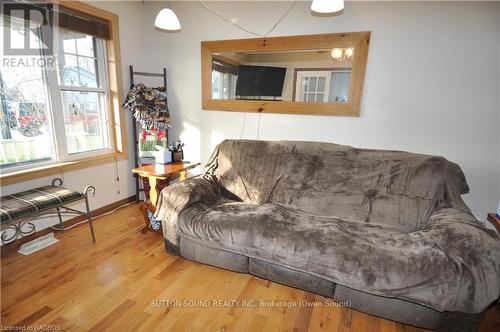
[{"x1": 1, "y1": 204, "x2": 499, "y2": 332}]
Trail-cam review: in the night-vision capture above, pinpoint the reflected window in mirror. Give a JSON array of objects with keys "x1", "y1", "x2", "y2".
[
  {"x1": 211, "y1": 57, "x2": 238, "y2": 100},
  {"x1": 294, "y1": 68, "x2": 351, "y2": 103}
]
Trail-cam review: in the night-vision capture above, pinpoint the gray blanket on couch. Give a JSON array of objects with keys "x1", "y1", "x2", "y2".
[{"x1": 155, "y1": 140, "x2": 500, "y2": 313}]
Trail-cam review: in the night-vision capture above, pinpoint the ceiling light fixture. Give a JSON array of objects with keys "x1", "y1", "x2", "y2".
[
  {"x1": 154, "y1": 8, "x2": 181, "y2": 31},
  {"x1": 311, "y1": 0, "x2": 344, "y2": 14}
]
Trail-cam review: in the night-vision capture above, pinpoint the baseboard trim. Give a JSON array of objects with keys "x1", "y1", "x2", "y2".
[
  {"x1": 63, "y1": 195, "x2": 136, "y2": 226},
  {"x1": 1, "y1": 195, "x2": 136, "y2": 254}
]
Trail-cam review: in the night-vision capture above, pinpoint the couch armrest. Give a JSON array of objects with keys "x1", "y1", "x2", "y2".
[
  {"x1": 423, "y1": 208, "x2": 500, "y2": 313},
  {"x1": 154, "y1": 175, "x2": 220, "y2": 248}
]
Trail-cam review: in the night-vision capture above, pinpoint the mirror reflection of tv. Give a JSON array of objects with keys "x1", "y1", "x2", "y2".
[{"x1": 235, "y1": 65, "x2": 286, "y2": 100}]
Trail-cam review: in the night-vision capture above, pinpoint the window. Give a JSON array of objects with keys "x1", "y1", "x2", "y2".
[
  {"x1": 0, "y1": 3, "x2": 123, "y2": 177},
  {"x1": 329, "y1": 70, "x2": 351, "y2": 103},
  {"x1": 296, "y1": 72, "x2": 330, "y2": 103},
  {"x1": 58, "y1": 29, "x2": 110, "y2": 156},
  {"x1": 211, "y1": 59, "x2": 238, "y2": 100},
  {"x1": 1, "y1": 17, "x2": 56, "y2": 168},
  {"x1": 294, "y1": 69, "x2": 351, "y2": 103}
]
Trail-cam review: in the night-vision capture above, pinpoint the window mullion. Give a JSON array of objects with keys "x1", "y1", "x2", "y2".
[
  {"x1": 46, "y1": 51, "x2": 69, "y2": 162},
  {"x1": 95, "y1": 37, "x2": 113, "y2": 150},
  {"x1": 35, "y1": 26, "x2": 59, "y2": 167}
]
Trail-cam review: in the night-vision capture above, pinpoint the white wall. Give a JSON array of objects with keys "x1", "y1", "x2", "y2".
[
  {"x1": 2, "y1": 1, "x2": 499, "y2": 237},
  {"x1": 135, "y1": 1, "x2": 500, "y2": 220}
]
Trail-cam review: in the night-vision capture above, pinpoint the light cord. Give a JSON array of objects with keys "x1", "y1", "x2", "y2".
[
  {"x1": 58, "y1": 164, "x2": 65, "y2": 184},
  {"x1": 197, "y1": 0, "x2": 297, "y2": 38},
  {"x1": 114, "y1": 155, "x2": 121, "y2": 194},
  {"x1": 257, "y1": 112, "x2": 262, "y2": 139},
  {"x1": 198, "y1": 0, "x2": 290, "y2": 140},
  {"x1": 239, "y1": 112, "x2": 246, "y2": 139},
  {"x1": 264, "y1": 1, "x2": 297, "y2": 37}
]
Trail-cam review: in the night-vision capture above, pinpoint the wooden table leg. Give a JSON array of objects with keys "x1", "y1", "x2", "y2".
[
  {"x1": 139, "y1": 202, "x2": 155, "y2": 234},
  {"x1": 139, "y1": 175, "x2": 166, "y2": 234},
  {"x1": 148, "y1": 176, "x2": 159, "y2": 206},
  {"x1": 139, "y1": 200, "x2": 162, "y2": 235},
  {"x1": 132, "y1": 162, "x2": 199, "y2": 236}
]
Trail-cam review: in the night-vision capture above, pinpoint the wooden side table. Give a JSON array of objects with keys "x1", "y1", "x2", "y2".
[
  {"x1": 487, "y1": 213, "x2": 500, "y2": 233},
  {"x1": 132, "y1": 161, "x2": 200, "y2": 234}
]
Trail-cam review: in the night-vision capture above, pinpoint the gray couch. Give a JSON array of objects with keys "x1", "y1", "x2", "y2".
[{"x1": 155, "y1": 139, "x2": 500, "y2": 331}]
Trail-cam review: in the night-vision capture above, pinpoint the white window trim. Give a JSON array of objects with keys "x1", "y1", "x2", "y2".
[
  {"x1": 211, "y1": 70, "x2": 237, "y2": 100},
  {"x1": 295, "y1": 71, "x2": 331, "y2": 103},
  {"x1": 54, "y1": 34, "x2": 114, "y2": 162},
  {"x1": 0, "y1": 0, "x2": 127, "y2": 186},
  {"x1": 0, "y1": 27, "x2": 115, "y2": 173},
  {"x1": 1, "y1": 158, "x2": 55, "y2": 174}
]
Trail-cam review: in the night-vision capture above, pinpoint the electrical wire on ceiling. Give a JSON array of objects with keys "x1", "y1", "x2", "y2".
[
  {"x1": 263, "y1": 1, "x2": 298, "y2": 37},
  {"x1": 198, "y1": 0, "x2": 293, "y2": 140},
  {"x1": 197, "y1": 0, "x2": 297, "y2": 38}
]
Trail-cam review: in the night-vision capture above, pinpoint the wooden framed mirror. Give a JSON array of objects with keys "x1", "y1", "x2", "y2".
[{"x1": 201, "y1": 32, "x2": 370, "y2": 117}]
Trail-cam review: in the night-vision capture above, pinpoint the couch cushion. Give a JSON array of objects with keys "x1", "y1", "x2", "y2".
[
  {"x1": 210, "y1": 140, "x2": 470, "y2": 232},
  {"x1": 179, "y1": 236, "x2": 249, "y2": 273},
  {"x1": 177, "y1": 200, "x2": 500, "y2": 313}
]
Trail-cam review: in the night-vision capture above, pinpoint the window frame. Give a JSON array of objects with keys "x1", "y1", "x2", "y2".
[
  {"x1": 53, "y1": 32, "x2": 113, "y2": 161},
  {"x1": 211, "y1": 56, "x2": 239, "y2": 100},
  {"x1": 292, "y1": 68, "x2": 352, "y2": 103},
  {"x1": 211, "y1": 70, "x2": 237, "y2": 100},
  {"x1": 0, "y1": 22, "x2": 59, "y2": 171},
  {"x1": 294, "y1": 71, "x2": 332, "y2": 103},
  {"x1": 0, "y1": 1, "x2": 126, "y2": 186}
]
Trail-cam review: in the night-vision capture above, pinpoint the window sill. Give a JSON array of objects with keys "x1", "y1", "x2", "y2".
[{"x1": 0, "y1": 152, "x2": 127, "y2": 186}]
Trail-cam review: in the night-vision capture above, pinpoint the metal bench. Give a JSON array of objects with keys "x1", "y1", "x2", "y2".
[{"x1": 0, "y1": 178, "x2": 96, "y2": 244}]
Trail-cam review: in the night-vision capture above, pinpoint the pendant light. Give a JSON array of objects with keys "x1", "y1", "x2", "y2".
[
  {"x1": 154, "y1": 7, "x2": 181, "y2": 31},
  {"x1": 311, "y1": 0, "x2": 344, "y2": 14}
]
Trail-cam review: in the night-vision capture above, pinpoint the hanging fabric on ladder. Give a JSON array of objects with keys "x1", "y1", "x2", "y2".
[{"x1": 123, "y1": 83, "x2": 171, "y2": 130}]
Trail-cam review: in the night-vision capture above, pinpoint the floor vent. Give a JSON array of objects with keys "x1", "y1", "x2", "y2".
[{"x1": 18, "y1": 233, "x2": 59, "y2": 255}]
